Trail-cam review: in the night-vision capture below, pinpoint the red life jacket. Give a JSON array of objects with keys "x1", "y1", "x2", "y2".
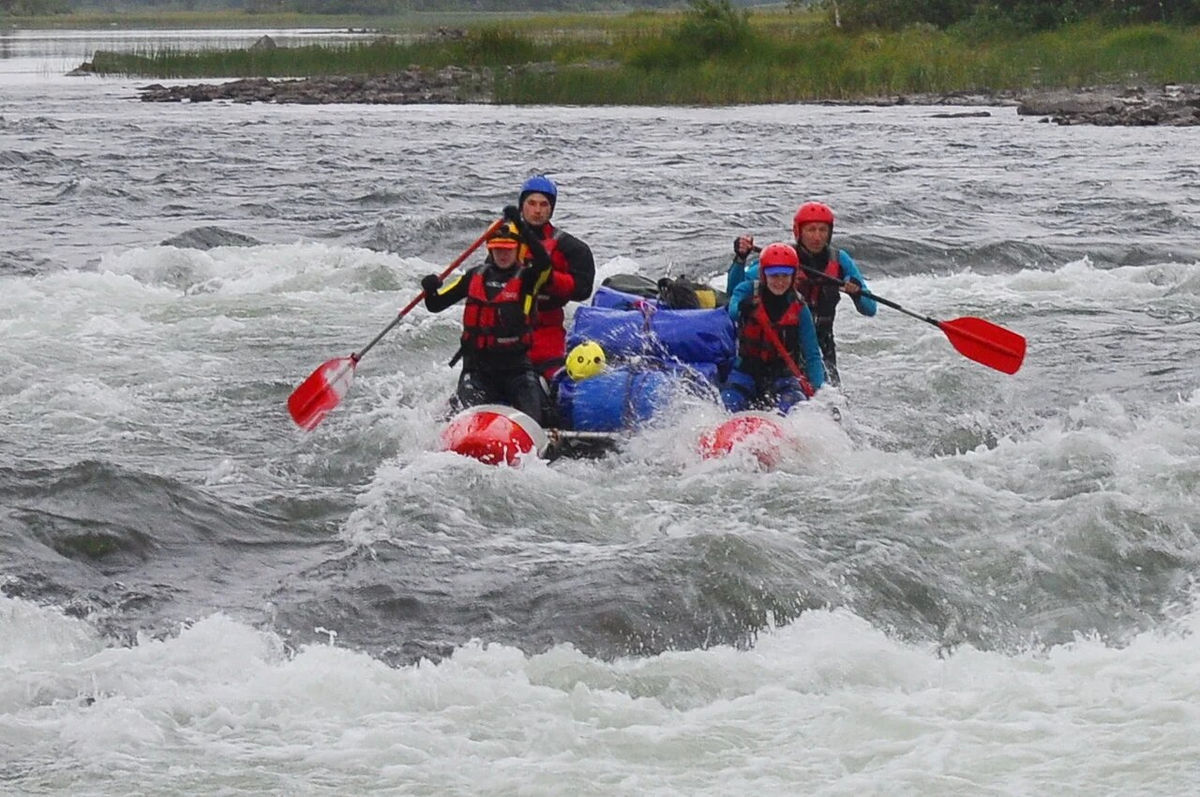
[
  {"x1": 528, "y1": 225, "x2": 569, "y2": 318},
  {"x1": 523, "y1": 223, "x2": 575, "y2": 375},
  {"x1": 738, "y1": 290, "x2": 803, "y2": 365},
  {"x1": 460, "y1": 269, "x2": 531, "y2": 353},
  {"x1": 796, "y1": 246, "x2": 842, "y2": 324}
]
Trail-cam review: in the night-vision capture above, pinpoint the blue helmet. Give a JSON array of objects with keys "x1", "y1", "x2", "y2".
[{"x1": 518, "y1": 174, "x2": 557, "y2": 213}]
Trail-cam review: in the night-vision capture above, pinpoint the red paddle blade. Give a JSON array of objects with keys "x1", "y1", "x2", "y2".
[
  {"x1": 939, "y1": 317, "x2": 1027, "y2": 375},
  {"x1": 287, "y1": 356, "x2": 357, "y2": 430}
]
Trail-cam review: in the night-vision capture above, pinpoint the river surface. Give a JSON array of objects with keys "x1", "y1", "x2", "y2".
[{"x1": 3, "y1": 29, "x2": 1200, "y2": 796}]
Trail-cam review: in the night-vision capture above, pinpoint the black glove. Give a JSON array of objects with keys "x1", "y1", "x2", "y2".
[
  {"x1": 421, "y1": 274, "x2": 442, "y2": 294},
  {"x1": 502, "y1": 204, "x2": 521, "y2": 223},
  {"x1": 520, "y1": 262, "x2": 551, "y2": 293},
  {"x1": 514, "y1": 217, "x2": 534, "y2": 241}
]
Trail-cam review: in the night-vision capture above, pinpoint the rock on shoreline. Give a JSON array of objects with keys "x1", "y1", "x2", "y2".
[
  {"x1": 123, "y1": 67, "x2": 1200, "y2": 125},
  {"x1": 135, "y1": 68, "x2": 491, "y2": 105},
  {"x1": 1016, "y1": 84, "x2": 1200, "y2": 125},
  {"x1": 785, "y1": 84, "x2": 1200, "y2": 125}
]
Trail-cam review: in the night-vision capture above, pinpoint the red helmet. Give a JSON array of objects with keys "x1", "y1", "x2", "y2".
[
  {"x1": 759, "y1": 242, "x2": 800, "y2": 273},
  {"x1": 793, "y1": 202, "x2": 835, "y2": 239}
]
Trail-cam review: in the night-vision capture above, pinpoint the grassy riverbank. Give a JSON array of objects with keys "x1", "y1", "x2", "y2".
[{"x1": 70, "y1": 9, "x2": 1200, "y2": 105}]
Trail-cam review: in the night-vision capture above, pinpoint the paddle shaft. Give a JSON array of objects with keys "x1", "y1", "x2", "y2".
[
  {"x1": 794, "y1": 263, "x2": 1012, "y2": 352},
  {"x1": 747, "y1": 244, "x2": 874, "y2": 304},
  {"x1": 353, "y1": 218, "x2": 504, "y2": 363}
]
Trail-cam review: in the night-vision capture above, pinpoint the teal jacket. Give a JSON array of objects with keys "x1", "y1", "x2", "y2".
[{"x1": 726, "y1": 266, "x2": 826, "y2": 392}]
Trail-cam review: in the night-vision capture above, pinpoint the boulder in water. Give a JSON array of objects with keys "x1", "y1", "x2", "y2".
[{"x1": 160, "y1": 226, "x2": 262, "y2": 251}]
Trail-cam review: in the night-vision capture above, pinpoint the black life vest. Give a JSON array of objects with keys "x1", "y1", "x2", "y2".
[
  {"x1": 460, "y1": 268, "x2": 531, "y2": 353},
  {"x1": 796, "y1": 246, "x2": 842, "y2": 325}
]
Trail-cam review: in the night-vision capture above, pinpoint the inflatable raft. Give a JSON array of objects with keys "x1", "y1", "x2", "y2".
[
  {"x1": 439, "y1": 277, "x2": 792, "y2": 465},
  {"x1": 442, "y1": 404, "x2": 787, "y2": 467}
]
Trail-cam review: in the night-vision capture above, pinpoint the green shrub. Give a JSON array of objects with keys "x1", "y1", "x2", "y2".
[
  {"x1": 630, "y1": 0, "x2": 757, "y2": 69},
  {"x1": 462, "y1": 27, "x2": 541, "y2": 67}
]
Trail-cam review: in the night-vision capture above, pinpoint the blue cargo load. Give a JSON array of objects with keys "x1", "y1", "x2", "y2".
[
  {"x1": 557, "y1": 367, "x2": 677, "y2": 432},
  {"x1": 568, "y1": 305, "x2": 736, "y2": 368}
]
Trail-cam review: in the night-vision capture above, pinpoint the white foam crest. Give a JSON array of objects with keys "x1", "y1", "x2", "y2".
[
  {"x1": 18, "y1": 376, "x2": 144, "y2": 423},
  {"x1": 201, "y1": 457, "x2": 265, "y2": 489},
  {"x1": 595, "y1": 255, "x2": 642, "y2": 286},
  {"x1": 397, "y1": 295, "x2": 466, "y2": 335},
  {"x1": 53, "y1": 175, "x2": 126, "y2": 198},
  {"x1": 77, "y1": 313, "x2": 155, "y2": 337},
  {"x1": 812, "y1": 390, "x2": 1200, "y2": 536},
  {"x1": 773, "y1": 398, "x2": 860, "y2": 467},
  {"x1": 1008, "y1": 256, "x2": 1200, "y2": 305},
  {"x1": 93, "y1": 242, "x2": 447, "y2": 298},
  {"x1": 340, "y1": 454, "x2": 490, "y2": 547},
  {"x1": 687, "y1": 381, "x2": 1197, "y2": 526},
  {"x1": 865, "y1": 258, "x2": 1200, "y2": 330},
  {"x1": 7, "y1": 601, "x2": 1200, "y2": 793},
  {"x1": 0, "y1": 596, "x2": 103, "y2": 671},
  {"x1": 612, "y1": 397, "x2": 730, "y2": 471},
  {"x1": 340, "y1": 438, "x2": 586, "y2": 548},
  {"x1": 950, "y1": 391, "x2": 1200, "y2": 511},
  {"x1": 648, "y1": 398, "x2": 854, "y2": 480},
  {"x1": 617, "y1": 390, "x2": 858, "y2": 483},
  {"x1": 1, "y1": 269, "x2": 174, "y2": 329},
  {"x1": 206, "y1": 315, "x2": 246, "y2": 334},
  {"x1": 96, "y1": 245, "x2": 222, "y2": 292},
  {"x1": 324, "y1": 366, "x2": 458, "y2": 461},
  {"x1": 525, "y1": 374, "x2": 1199, "y2": 560}
]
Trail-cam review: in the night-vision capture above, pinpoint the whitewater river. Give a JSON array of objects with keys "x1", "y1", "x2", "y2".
[{"x1": 3, "y1": 28, "x2": 1200, "y2": 795}]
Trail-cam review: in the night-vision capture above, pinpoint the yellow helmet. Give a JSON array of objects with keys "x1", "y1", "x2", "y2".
[
  {"x1": 566, "y1": 341, "x2": 606, "y2": 380},
  {"x1": 486, "y1": 221, "x2": 521, "y2": 251}
]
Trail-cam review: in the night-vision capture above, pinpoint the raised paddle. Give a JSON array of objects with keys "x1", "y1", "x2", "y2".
[
  {"x1": 287, "y1": 218, "x2": 504, "y2": 430},
  {"x1": 794, "y1": 263, "x2": 1026, "y2": 375}
]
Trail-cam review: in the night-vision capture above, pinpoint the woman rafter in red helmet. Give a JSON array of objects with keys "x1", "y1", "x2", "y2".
[
  {"x1": 728, "y1": 201, "x2": 877, "y2": 386},
  {"x1": 720, "y1": 243, "x2": 825, "y2": 415}
]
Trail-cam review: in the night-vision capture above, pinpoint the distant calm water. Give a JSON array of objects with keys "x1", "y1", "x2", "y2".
[{"x1": 3, "y1": 29, "x2": 1200, "y2": 795}]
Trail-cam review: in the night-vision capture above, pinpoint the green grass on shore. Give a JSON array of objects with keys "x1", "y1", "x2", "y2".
[{"x1": 62, "y1": 10, "x2": 1200, "y2": 104}]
